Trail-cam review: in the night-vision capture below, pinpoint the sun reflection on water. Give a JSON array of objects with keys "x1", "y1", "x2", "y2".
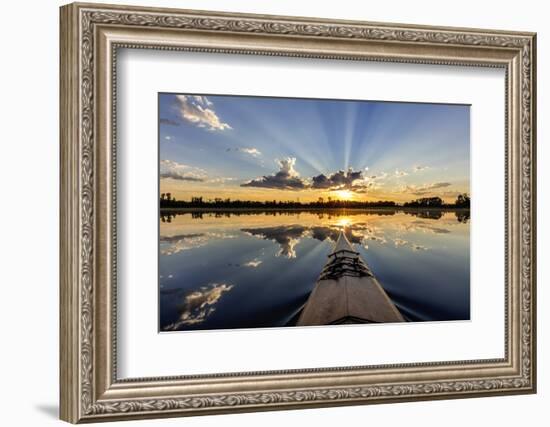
[{"x1": 335, "y1": 217, "x2": 352, "y2": 229}]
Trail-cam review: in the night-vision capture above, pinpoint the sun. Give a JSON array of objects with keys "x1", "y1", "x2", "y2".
[{"x1": 334, "y1": 189, "x2": 354, "y2": 200}]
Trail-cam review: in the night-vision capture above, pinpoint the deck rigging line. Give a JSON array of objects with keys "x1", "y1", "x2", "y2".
[{"x1": 296, "y1": 230, "x2": 405, "y2": 326}]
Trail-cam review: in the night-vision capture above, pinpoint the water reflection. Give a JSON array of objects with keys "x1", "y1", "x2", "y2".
[
  {"x1": 455, "y1": 210, "x2": 470, "y2": 223},
  {"x1": 160, "y1": 208, "x2": 399, "y2": 223},
  {"x1": 243, "y1": 225, "x2": 307, "y2": 258},
  {"x1": 243, "y1": 258, "x2": 262, "y2": 268},
  {"x1": 160, "y1": 232, "x2": 236, "y2": 256},
  {"x1": 159, "y1": 209, "x2": 470, "y2": 331},
  {"x1": 405, "y1": 210, "x2": 444, "y2": 220},
  {"x1": 242, "y1": 222, "x2": 437, "y2": 255},
  {"x1": 162, "y1": 283, "x2": 234, "y2": 331},
  {"x1": 399, "y1": 220, "x2": 451, "y2": 235}
]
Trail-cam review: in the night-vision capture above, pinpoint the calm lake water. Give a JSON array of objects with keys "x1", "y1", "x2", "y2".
[{"x1": 159, "y1": 209, "x2": 470, "y2": 332}]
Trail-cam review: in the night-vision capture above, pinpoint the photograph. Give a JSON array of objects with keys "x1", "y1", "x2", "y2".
[{"x1": 158, "y1": 93, "x2": 471, "y2": 332}]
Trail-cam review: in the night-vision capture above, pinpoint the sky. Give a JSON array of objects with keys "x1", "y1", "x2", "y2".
[{"x1": 159, "y1": 93, "x2": 470, "y2": 203}]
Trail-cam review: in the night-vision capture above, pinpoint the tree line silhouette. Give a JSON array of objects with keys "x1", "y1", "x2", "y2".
[
  {"x1": 160, "y1": 193, "x2": 470, "y2": 209},
  {"x1": 403, "y1": 194, "x2": 470, "y2": 208}
]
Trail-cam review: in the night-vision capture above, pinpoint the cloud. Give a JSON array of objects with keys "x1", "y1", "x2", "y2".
[
  {"x1": 311, "y1": 167, "x2": 364, "y2": 190},
  {"x1": 159, "y1": 118, "x2": 179, "y2": 126},
  {"x1": 164, "y1": 135, "x2": 172, "y2": 141},
  {"x1": 349, "y1": 172, "x2": 388, "y2": 192},
  {"x1": 424, "y1": 182, "x2": 451, "y2": 189},
  {"x1": 160, "y1": 159, "x2": 207, "y2": 182},
  {"x1": 162, "y1": 283, "x2": 234, "y2": 330},
  {"x1": 175, "y1": 95, "x2": 231, "y2": 131},
  {"x1": 240, "y1": 163, "x2": 379, "y2": 193},
  {"x1": 440, "y1": 190, "x2": 463, "y2": 198},
  {"x1": 414, "y1": 165, "x2": 429, "y2": 172},
  {"x1": 350, "y1": 179, "x2": 383, "y2": 193},
  {"x1": 226, "y1": 147, "x2": 262, "y2": 157},
  {"x1": 240, "y1": 147, "x2": 261, "y2": 157},
  {"x1": 241, "y1": 162, "x2": 445, "y2": 194},
  {"x1": 207, "y1": 177, "x2": 237, "y2": 184},
  {"x1": 241, "y1": 157, "x2": 307, "y2": 190},
  {"x1": 160, "y1": 172, "x2": 203, "y2": 182},
  {"x1": 369, "y1": 172, "x2": 388, "y2": 180},
  {"x1": 402, "y1": 182, "x2": 452, "y2": 195}
]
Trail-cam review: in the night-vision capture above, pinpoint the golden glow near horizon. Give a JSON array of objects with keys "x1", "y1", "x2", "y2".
[
  {"x1": 159, "y1": 178, "x2": 470, "y2": 205},
  {"x1": 334, "y1": 189, "x2": 353, "y2": 200}
]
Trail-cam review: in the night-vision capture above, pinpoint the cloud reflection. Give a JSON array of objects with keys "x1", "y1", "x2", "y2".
[
  {"x1": 400, "y1": 220, "x2": 451, "y2": 235},
  {"x1": 243, "y1": 258, "x2": 263, "y2": 268},
  {"x1": 394, "y1": 237, "x2": 428, "y2": 251},
  {"x1": 162, "y1": 283, "x2": 234, "y2": 331},
  {"x1": 160, "y1": 232, "x2": 236, "y2": 255},
  {"x1": 242, "y1": 222, "x2": 397, "y2": 256},
  {"x1": 240, "y1": 217, "x2": 444, "y2": 256},
  {"x1": 242, "y1": 225, "x2": 307, "y2": 258}
]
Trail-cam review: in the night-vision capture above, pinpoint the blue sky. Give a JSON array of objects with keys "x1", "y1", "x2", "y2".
[{"x1": 159, "y1": 93, "x2": 469, "y2": 203}]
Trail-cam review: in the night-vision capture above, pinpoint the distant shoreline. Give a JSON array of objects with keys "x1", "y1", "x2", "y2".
[{"x1": 160, "y1": 207, "x2": 470, "y2": 213}]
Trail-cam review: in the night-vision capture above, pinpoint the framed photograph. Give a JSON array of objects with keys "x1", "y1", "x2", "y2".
[{"x1": 60, "y1": 2, "x2": 537, "y2": 423}]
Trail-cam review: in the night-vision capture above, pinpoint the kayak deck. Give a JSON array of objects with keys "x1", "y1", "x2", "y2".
[{"x1": 296, "y1": 231, "x2": 405, "y2": 326}]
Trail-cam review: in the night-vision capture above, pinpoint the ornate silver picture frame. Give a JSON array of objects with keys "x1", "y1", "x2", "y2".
[{"x1": 60, "y1": 2, "x2": 536, "y2": 423}]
